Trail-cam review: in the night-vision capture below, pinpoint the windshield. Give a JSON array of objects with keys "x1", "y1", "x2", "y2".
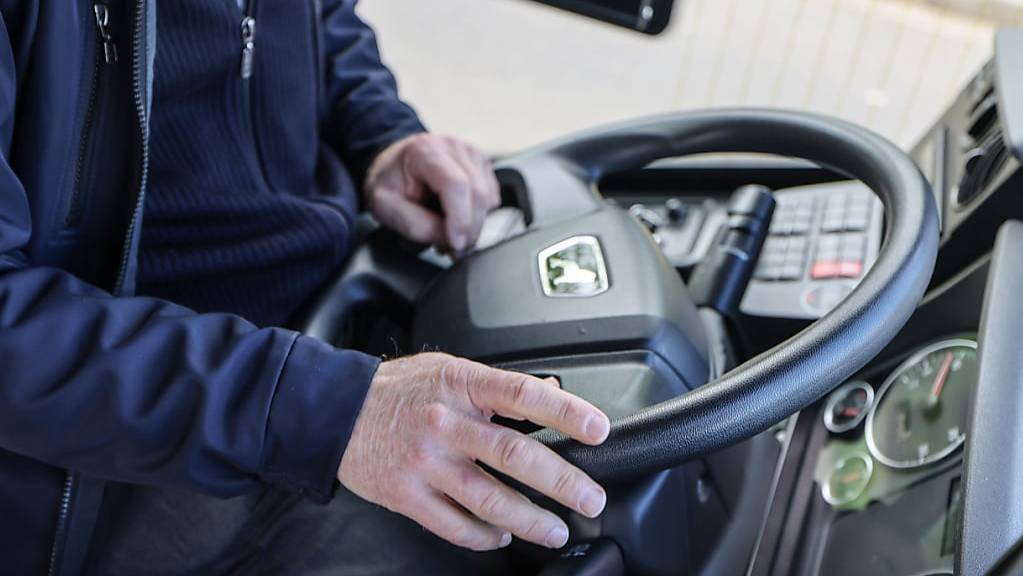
[{"x1": 362, "y1": 0, "x2": 1023, "y2": 154}]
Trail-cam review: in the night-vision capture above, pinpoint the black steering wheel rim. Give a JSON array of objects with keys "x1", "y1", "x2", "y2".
[{"x1": 495, "y1": 108, "x2": 940, "y2": 483}]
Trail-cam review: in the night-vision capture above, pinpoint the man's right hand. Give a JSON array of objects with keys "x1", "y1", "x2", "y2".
[{"x1": 338, "y1": 353, "x2": 610, "y2": 551}]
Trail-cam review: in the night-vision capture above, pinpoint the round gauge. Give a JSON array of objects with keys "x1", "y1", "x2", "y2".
[
  {"x1": 822, "y1": 453, "x2": 873, "y2": 506},
  {"x1": 866, "y1": 339, "x2": 978, "y2": 469},
  {"x1": 823, "y1": 381, "x2": 874, "y2": 434}
]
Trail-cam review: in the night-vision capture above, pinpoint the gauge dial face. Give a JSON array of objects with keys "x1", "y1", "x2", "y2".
[
  {"x1": 866, "y1": 339, "x2": 978, "y2": 469},
  {"x1": 824, "y1": 381, "x2": 874, "y2": 434},
  {"x1": 823, "y1": 453, "x2": 873, "y2": 506}
]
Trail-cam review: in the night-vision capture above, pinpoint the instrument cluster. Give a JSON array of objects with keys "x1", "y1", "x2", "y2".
[{"x1": 814, "y1": 337, "x2": 978, "y2": 508}]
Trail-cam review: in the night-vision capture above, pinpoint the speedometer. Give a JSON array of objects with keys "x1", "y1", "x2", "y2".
[{"x1": 866, "y1": 338, "x2": 978, "y2": 469}]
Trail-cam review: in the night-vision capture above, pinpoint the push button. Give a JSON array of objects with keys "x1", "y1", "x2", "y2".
[
  {"x1": 838, "y1": 260, "x2": 864, "y2": 278},
  {"x1": 840, "y1": 242, "x2": 865, "y2": 262},
  {"x1": 821, "y1": 216, "x2": 846, "y2": 233},
  {"x1": 811, "y1": 260, "x2": 842, "y2": 279},
  {"x1": 790, "y1": 217, "x2": 812, "y2": 235},
  {"x1": 780, "y1": 262, "x2": 804, "y2": 281},
  {"x1": 844, "y1": 208, "x2": 871, "y2": 232},
  {"x1": 767, "y1": 195, "x2": 816, "y2": 237},
  {"x1": 811, "y1": 259, "x2": 864, "y2": 279}
]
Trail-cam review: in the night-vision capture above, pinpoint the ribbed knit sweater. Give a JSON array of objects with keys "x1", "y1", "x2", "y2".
[{"x1": 138, "y1": 0, "x2": 410, "y2": 327}]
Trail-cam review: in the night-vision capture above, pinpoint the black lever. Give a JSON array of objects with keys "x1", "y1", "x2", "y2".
[{"x1": 687, "y1": 184, "x2": 776, "y2": 316}]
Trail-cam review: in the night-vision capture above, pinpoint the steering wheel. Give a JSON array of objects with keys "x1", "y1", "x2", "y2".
[{"x1": 303, "y1": 108, "x2": 939, "y2": 485}]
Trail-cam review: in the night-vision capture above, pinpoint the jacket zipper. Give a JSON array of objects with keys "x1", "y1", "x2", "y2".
[
  {"x1": 240, "y1": 15, "x2": 256, "y2": 79},
  {"x1": 50, "y1": 4, "x2": 124, "y2": 573},
  {"x1": 64, "y1": 3, "x2": 118, "y2": 229},
  {"x1": 95, "y1": 4, "x2": 119, "y2": 63},
  {"x1": 112, "y1": 0, "x2": 151, "y2": 296},
  {"x1": 46, "y1": 473, "x2": 75, "y2": 576},
  {"x1": 238, "y1": 0, "x2": 273, "y2": 191}
]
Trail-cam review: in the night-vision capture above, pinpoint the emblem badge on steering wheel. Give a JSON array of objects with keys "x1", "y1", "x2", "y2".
[{"x1": 538, "y1": 236, "x2": 609, "y2": 298}]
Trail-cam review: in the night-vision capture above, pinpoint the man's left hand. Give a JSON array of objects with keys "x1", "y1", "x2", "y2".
[{"x1": 366, "y1": 134, "x2": 501, "y2": 254}]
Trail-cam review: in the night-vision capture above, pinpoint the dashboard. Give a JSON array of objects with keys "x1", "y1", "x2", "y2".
[
  {"x1": 591, "y1": 28, "x2": 1020, "y2": 576},
  {"x1": 811, "y1": 337, "x2": 977, "y2": 575}
]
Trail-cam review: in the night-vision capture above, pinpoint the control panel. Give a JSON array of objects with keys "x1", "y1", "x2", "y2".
[
  {"x1": 613, "y1": 180, "x2": 882, "y2": 320},
  {"x1": 740, "y1": 181, "x2": 883, "y2": 319}
]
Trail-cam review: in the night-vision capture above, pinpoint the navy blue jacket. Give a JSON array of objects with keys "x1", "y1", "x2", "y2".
[{"x1": 0, "y1": 1, "x2": 423, "y2": 573}]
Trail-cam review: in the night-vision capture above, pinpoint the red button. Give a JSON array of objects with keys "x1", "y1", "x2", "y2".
[
  {"x1": 839, "y1": 260, "x2": 863, "y2": 278},
  {"x1": 811, "y1": 260, "x2": 841, "y2": 279}
]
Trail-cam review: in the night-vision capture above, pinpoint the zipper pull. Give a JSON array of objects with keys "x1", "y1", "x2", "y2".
[
  {"x1": 93, "y1": 4, "x2": 118, "y2": 64},
  {"x1": 240, "y1": 17, "x2": 256, "y2": 79}
]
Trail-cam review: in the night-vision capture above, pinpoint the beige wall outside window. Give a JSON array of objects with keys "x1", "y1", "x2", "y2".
[{"x1": 361, "y1": 0, "x2": 1023, "y2": 154}]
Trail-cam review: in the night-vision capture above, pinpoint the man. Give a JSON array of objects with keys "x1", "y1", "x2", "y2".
[{"x1": 0, "y1": 1, "x2": 609, "y2": 574}]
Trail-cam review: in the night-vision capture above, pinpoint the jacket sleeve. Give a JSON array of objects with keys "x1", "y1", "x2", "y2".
[
  {"x1": 0, "y1": 19, "x2": 376, "y2": 503},
  {"x1": 320, "y1": 0, "x2": 426, "y2": 187}
]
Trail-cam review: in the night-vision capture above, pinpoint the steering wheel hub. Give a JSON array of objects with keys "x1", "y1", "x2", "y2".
[{"x1": 412, "y1": 201, "x2": 711, "y2": 395}]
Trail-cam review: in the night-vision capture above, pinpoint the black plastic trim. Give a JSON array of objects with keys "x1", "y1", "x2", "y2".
[
  {"x1": 959, "y1": 220, "x2": 1023, "y2": 576},
  {"x1": 294, "y1": 230, "x2": 439, "y2": 347}
]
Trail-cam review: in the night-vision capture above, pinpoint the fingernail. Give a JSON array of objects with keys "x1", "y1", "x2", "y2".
[
  {"x1": 545, "y1": 525, "x2": 569, "y2": 549},
  {"x1": 499, "y1": 532, "x2": 513, "y2": 548},
  {"x1": 580, "y1": 487, "x2": 606, "y2": 518},
  {"x1": 584, "y1": 415, "x2": 610, "y2": 443},
  {"x1": 450, "y1": 232, "x2": 467, "y2": 252}
]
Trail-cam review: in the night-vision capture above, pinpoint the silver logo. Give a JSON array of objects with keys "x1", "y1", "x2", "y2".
[{"x1": 538, "y1": 236, "x2": 609, "y2": 298}]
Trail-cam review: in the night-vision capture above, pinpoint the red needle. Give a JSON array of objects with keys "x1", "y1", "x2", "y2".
[{"x1": 929, "y1": 352, "x2": 954, "y2": 407}]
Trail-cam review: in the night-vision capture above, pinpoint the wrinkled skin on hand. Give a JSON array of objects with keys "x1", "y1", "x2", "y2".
[
  {"x1": 366, "y1": 133, "x2": 501, "y2": 255},
  {"x1": 338, "y1": 353, "x2": 611, "y2": 552}
]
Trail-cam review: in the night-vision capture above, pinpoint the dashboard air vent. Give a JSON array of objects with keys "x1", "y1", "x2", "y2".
[{"x1": 958, "y1": 132, "x2": 1010, "y2": 206}]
